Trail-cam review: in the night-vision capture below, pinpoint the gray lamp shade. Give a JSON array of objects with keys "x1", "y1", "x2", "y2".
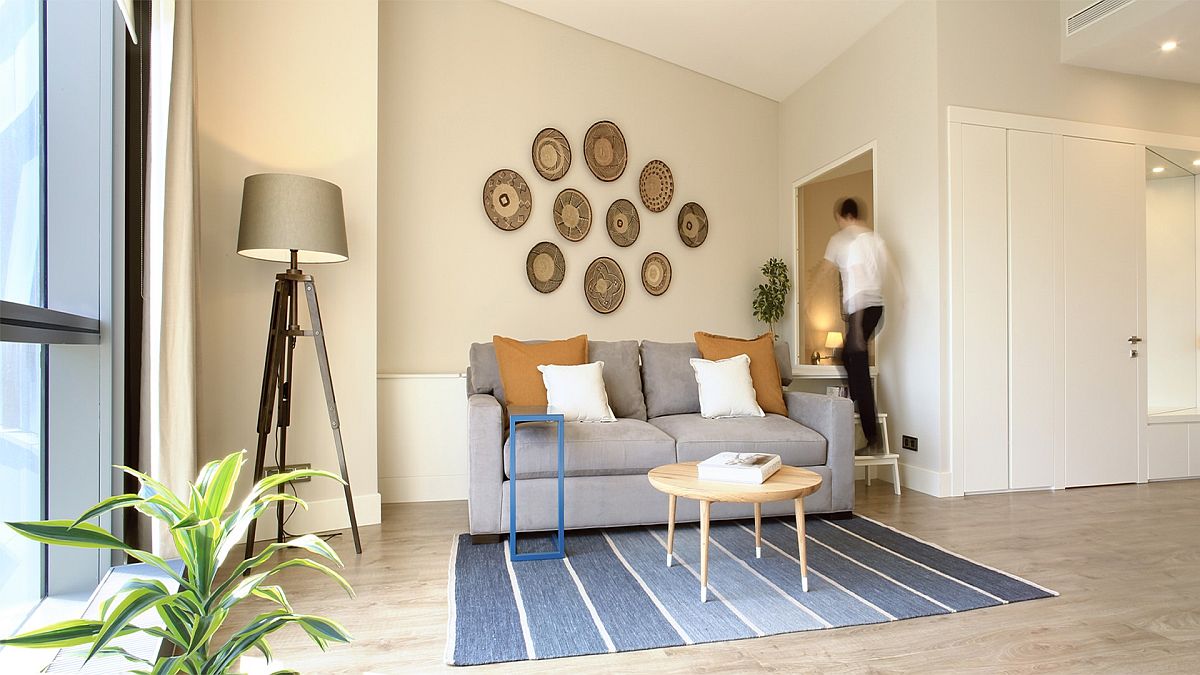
[{"x1": 237, "y1": 173, "x2": 349, "y2": 263}]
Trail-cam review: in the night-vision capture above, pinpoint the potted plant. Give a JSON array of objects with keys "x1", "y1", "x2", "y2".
[
  {"x1": 752, "y1": 257, "x2": 792, "y2": 338},
  {"x1": 0, "y1": 450, "x2": 353, "y2": 674}
]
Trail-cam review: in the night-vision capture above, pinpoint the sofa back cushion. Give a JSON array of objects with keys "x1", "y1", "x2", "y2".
[
  {"x1": 641, "y1": 341, "x2": 703, "y2": 417},
  {"x1": 468, "y1": 339, "x2": 647, "y2": 420},
  {"x1": 642, "y1": 339, "x2": 793, "y2": 418}
]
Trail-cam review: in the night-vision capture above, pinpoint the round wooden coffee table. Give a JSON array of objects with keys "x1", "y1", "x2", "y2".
[{"x1": 647, "y1": 461, "x2": 823, "y2": 601}]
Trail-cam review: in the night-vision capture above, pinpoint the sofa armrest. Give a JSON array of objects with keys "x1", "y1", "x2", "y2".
[
  {"x1": 468, "y1": 394, "x2": 504, "y2": 534},
  {"x1": 784, "y1": 391, "x2": 855, "y2": 511}
]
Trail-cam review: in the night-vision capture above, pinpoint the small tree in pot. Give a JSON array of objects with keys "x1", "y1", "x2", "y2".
[
  {"x1": 752, "y1": 257, "x2": 792, "y2": 338},
  {"x1": 1, "y1": 450, "x2": 353, "y2": 674}
]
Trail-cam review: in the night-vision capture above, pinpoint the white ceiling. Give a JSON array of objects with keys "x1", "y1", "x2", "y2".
[
  {"x1": 1061, "y1": 0, "x2": 1200, "y2": 85},
  {"x1": 499, "y1": 0, "x2": 903, "y2": 101}
]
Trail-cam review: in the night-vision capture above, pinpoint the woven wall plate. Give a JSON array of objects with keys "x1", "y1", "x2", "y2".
[
  {"x1": 532, "y1": 128, "x2": 571, "y2": 181},
  {"x1": 638, "y1": 160, "x2": 674, "y2": 213},
  {"x1": 583, "y1": 121, "x2": 628, "y2": 182},
  {"x1": 553, "y1": 188, "x2": 592, "y2": 242},
  {"x1": 584, "y1": 256, "x2": 625, "y2": 314},
  {"x1": 526, "y1": 241, "x2": 565, "y2": 293},
  {"x1": 606, "y1": 199, "x2": 640, "y2": 247},
  {"x1": 677, "y1": 202, "x2": 709, "y2": 248},
  {"x1": 482, "y1": 169, "x2": 532, "y2": 231},
  {"x1": 641, "y1": 252, "x2": 672, "y2": 296}
]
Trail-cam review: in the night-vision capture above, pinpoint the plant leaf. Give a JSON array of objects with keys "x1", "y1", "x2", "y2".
[
  {"x1": 250, "y1": 469, "x2": 343, "y2": 503},
  {"x1": 295, "y1": 614, "x2": 352, "y2": 649},
  {"x1": 87, "y1": 587, "x2": 170, "y2": 663},
  {"x1": 265, "y1": 558, "x2": 354, "y2": 599},
  {"x1": 254, "y1": 637, "x2": 274, "y2": 663},
  {"x1": 251, "y1": 585, "x2": 292, "y2": 612},
  {"x1": 7, "y1": 520, "x2": 132, "y2": 550},
  {"x1": 150, "y1": 654, "x2": 185, "y2": 675},
  {"x1": 117, "y1": 465, "x2": 189, "y2": 514},
  {"x1": 124, "y1": 549, "x2": 191, "y2": 591},
  {"x1": 100, "y1": 578, "x2": 169, "y2": 620},
  {"x1": 98, "y1": 645, "x2": 154, "y2": 666},
  {"x1": 0, "y1": 619, "x2": 113, "y2": 648},
  {"x1": 70, "y1": 494, "x2": 145, "y2": 529},
  {"x1": 199, "y1": 452, "x2": 244, "y2": 520},
  {"x1": 212, "y1": 534, "x2": 342, "y2": 603}
]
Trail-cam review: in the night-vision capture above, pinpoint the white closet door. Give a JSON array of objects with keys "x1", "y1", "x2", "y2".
[
  {"x1": 1063, "y1": 136, "x2": 1141, "y2": 487},
  {"x1": 961, "y1": 124, "x2": 1010, "y2": 493},
  {"x1": 1007, "y1": 130, "x2": 1056, "y2": 489}
]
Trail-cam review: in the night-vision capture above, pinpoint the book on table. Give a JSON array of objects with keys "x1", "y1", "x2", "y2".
[{"x1": 697, "y1": 452, "x2": 782, "y2": 484}]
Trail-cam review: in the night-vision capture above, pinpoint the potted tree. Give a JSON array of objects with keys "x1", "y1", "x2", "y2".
[
  {"x1": 752, "y1": 257, "x2": 792, "y2": 338},
  {"x1": 1, "y1": 450, "x2": 353, "y2": 674}
]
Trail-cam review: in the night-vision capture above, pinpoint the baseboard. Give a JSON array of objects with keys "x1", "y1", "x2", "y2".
[
  {"x1": 253, "y1": 492, "x2": 382, "y2": 542},
  {"x1": 380, "y1": 474, "x2": 467, "y2": 503},
  {"x1": 898, "y1": 463, "x2": 953, "y2": 497}
]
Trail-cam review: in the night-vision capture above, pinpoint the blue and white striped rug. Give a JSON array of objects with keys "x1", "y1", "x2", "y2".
[{"x1": 446, "y1": 515, "x2": 1056, "y2": 666}]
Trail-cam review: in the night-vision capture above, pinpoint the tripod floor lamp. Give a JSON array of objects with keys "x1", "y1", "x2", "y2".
[{"x1": 237, "y1": 173, "x2": 362, "y2": 560}]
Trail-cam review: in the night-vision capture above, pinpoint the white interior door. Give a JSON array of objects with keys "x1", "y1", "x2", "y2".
[{"x1": 1063, "y1": 136, "x2": 1141, "y2": 487}]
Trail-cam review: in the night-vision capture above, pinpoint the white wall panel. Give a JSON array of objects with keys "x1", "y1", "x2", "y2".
[
  {"x1": 1006, "y1": 130, "x2": 1056, "y2": 489},
  {"x1": 961, "y1": 124, "x2": 1010, "y2": 493},
  {"x1": 1147, "y1": 423, "x2": 1189, "y2": 480},
  {"x1": 378, "y1": 375, "x2": 469, "y2": 502}
]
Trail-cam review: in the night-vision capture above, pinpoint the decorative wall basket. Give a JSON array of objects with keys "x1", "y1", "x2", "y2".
[
  {"x1": 641, "y1": 252, "x2": 672, "y2": 296},
  {"x1": 553, "y1": 188, "x2": 592, "y2": 242},
  {"x1": 583, "y1": 121, "x2": 628, "y2": 182},
  {"x1": 677, "y1": 202, "x2": 709, "y2": 248},
  {"x1": 532, "y1": 128, "x2": 571, "y2": 181},
  {"x1": 638, "y1": 160, "x2": 674, "y2": 213},
  {"x1": 606, "y1": 199, "x2": 640, "y2": 247},
  {"x1": 526, "y1": 241, "x2": 566, "y2": 293},
  {"x1": 584, "y1": 257, "x2": 625, "y2": 314},
  {"x1": 482, "y1": 169, "x2": 532, "y2": 231}
]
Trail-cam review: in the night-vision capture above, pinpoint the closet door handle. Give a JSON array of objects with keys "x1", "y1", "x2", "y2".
[{"x1": 1128, "y1": 336, "x2": 1142, "y2": 344}]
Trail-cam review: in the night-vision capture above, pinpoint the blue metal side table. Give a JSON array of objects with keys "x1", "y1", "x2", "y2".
[{"x1": 507, "y1": 406, "x2": 566, "y2": 561}]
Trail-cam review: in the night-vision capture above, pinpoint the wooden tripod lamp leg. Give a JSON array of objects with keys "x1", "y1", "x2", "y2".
[
  {"x1": 245, "y1": 279, "x2": 289, "y2": 561},
  {"x1": 303, "y1": 278, "x2": 363, "y2": 554}
]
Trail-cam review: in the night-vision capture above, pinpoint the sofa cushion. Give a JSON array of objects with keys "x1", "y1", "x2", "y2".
[
  {"x1": 588, "y1": 340, "x2": 647, "y2": 420},
  {"x1": 695, "y1": 331, "x2": 787, "y2": 416},
  {"x1": 649, "y1": 413, "x2": 827, "y2": 466},
  {"x1": 493, "y1": 334, "x2": 588, "y2": 407},
  {"x1": 469, "y1": 340, "x2": 647, "y2": 419},
  {"x1": 503, "y1": 418, "x2": 677, "y2": 479},
  {"x1": 640, "y1": 341, "x2": 703, "y2": 418}
]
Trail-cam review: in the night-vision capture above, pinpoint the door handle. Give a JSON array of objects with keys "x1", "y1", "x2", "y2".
[{"x1": 1128, "y1": 336, "x2": 1142, "y2": 344}]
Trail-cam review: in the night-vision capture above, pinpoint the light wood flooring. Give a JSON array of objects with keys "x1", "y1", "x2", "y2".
[{"x1": 221, "y1": 479, "x2": 1200, "y2": 673}]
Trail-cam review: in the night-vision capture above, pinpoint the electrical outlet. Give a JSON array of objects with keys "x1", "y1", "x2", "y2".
[
  {"x1": 902, "y1": 435, "x2": 918, "y2": 451},
  {"x1": 264, "y1": 463, "x2": 313, "y2": 482}
]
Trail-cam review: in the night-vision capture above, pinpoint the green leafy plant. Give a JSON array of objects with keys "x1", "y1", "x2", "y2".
[
  {"x1": 0, "y1": 451, "x2": 354, "y2": 674},
  {"x1": 752, "y1": 257, "x2": 792, "y2": 337}
]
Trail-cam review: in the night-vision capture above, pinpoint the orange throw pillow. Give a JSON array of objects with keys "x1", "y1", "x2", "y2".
[
  {"x1": 492, "y1": 335, "x2": 588, "y2": 408},
  {"x1": 694, "y1": 331, "x2": 787, "y2": 416}
]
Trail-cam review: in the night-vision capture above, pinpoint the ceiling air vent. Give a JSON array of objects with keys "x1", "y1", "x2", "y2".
[{"x1": 1066, "y1": 0, "x2": 1136, "y2": 36}]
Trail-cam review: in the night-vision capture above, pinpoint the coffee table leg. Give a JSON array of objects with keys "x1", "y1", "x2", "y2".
[
  {"x1": 754, "y1": 503, "x2": 762, "y2": 559},
  {"x1": 795, "y1": 497, "x2": 809, "y2": 592},
  {"x1": 700, "y1": 499, "x2": 711, "y2": 602},
  {"x1": 666, "y1": 494, "x2": 676, "y2": 567}
]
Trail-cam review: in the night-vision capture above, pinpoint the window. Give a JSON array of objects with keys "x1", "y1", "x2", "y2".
[{"x1": 0, "y1": 0, "x2": 119, "y2": 640}]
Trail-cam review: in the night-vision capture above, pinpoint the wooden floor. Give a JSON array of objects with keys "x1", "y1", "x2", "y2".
[{"x1": 222, "y1": 479, "x2": 1200, "y2": 673}]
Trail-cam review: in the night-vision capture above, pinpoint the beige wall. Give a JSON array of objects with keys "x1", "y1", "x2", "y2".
[
  {"x1": 800, "y1": 170, "x2": 873, "y2": 361},
  {"x1": 378, "y1": 0, "x2": 780, "y2": 375},
  {"x1": 779, "y1": 1, "x2": 942, "y2": 489},
  {"x1": 193, "y1": 0, "x2": 380, "y2": 529}
]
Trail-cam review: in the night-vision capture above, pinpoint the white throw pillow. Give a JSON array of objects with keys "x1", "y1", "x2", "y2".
[
  {"x1": 537, "y1": 361, "x2": 616, "y2": 422},
  {"x1": 689, "y1": 354, "x2": 766, "y2": 419}
]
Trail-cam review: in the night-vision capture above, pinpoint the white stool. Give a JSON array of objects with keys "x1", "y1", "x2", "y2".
[{"x1": 853, "y1": 412, "x2": 900, "y2": 496}]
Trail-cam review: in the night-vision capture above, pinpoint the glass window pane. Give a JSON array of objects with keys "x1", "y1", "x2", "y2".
[
  {"x1": 0, "y1": 0, "x2": 44, "y2": 307},
  {"x1": 0, "y1": 342, "x2": 42, "y2": 637}
]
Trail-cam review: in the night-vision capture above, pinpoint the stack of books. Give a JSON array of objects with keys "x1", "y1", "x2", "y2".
[{"x1": 697, "y1": 452, "x2": 782, "y2": 484}]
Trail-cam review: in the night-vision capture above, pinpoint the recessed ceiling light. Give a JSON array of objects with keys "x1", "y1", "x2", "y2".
[
  {"x1": 1193, "y1": 159, "x2": 1200, "y2": 167},
  {"x1": 1161, "y1": 40, "x2": 1178, "y2": 52},
  {"x1": 1152, "y1": 166, "x2": 1166, "y2": 173}
]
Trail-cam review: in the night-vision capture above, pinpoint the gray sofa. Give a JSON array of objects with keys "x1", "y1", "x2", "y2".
[{"x1": 466, "y1": 339, "x2": 855, "y2": 541}]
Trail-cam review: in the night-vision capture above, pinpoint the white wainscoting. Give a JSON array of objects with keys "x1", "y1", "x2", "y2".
[{"x1": 378, "y1": 373, "x2": 469, "y2": 503}]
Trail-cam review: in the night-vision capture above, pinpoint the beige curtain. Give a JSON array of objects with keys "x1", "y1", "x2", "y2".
[{"x1": 141, "y1": 0, "x2": 199, "y2": 557}]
